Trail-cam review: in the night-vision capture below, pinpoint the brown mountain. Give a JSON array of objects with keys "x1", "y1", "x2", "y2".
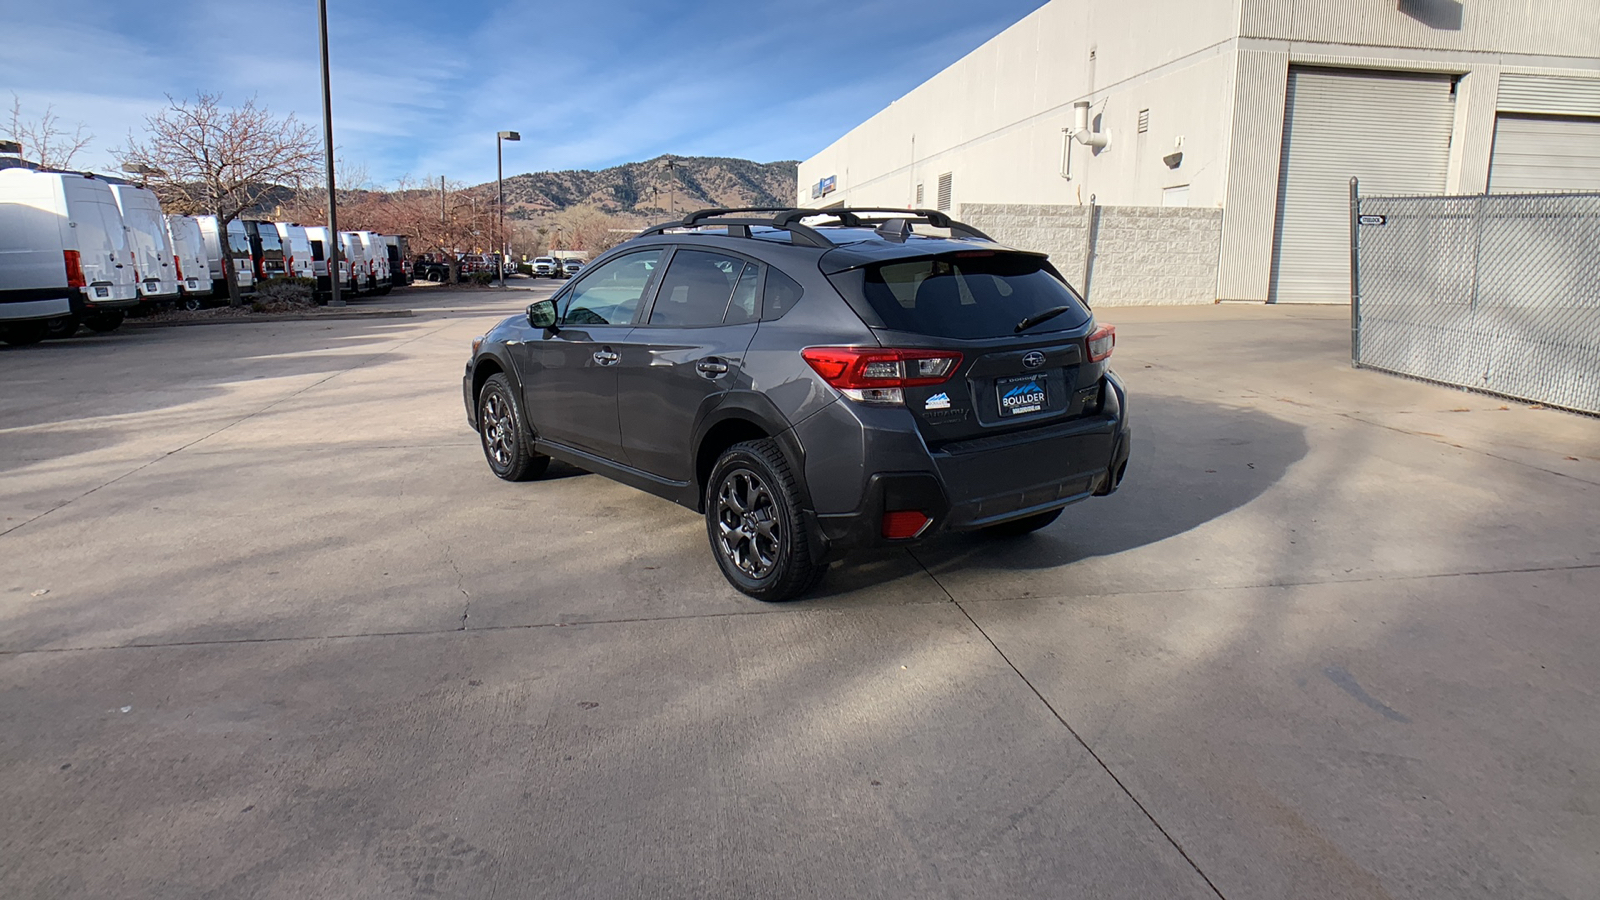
[{"x1": 482, "y1": 155, "x2": 799, "y2": 219}]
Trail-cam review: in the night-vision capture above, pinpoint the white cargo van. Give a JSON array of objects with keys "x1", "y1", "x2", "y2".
[
  {"x1": 194, "y1": 216, "x2": 256, "y2": 297},
  {"x1": 0, "y1": 168, "x2": 139, "y2": 344},
  {"x1": 303, "y1": 225, "x2": 350, "y2": 298},
  {"x1": 108, "y1": 184, "x2": 179, "y2": 304},
  {"x1": 355, "y1": 232, "x2": 390, "y2": 294},
  {"x1": 274, "y1": 223, "x2": 315, "y2": 280},
  {"x1": 164, "y1": 214, "x2": 212, "y2": 308},
  {"x1": 339, "y1": 232, "x2": 369, "y2": 294}
]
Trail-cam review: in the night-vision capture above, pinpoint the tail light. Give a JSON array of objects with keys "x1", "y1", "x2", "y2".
[
  {"x1": 801, "y1": 347, "x2": 962, "y2": 406},
  {"x1": 64, "y1": 250, "x2": 85, "y2": 288},
  {"x1": 1086, "y1": 324, "x2": 1116, "y2": 362},
  {"x1": 174, "y1": 255, "x2": 184, "y2": 280}
]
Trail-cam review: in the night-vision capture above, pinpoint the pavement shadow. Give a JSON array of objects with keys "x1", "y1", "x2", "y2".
[{"x1": 813, "y1": 393, "x2": 1308, "y2": 594}]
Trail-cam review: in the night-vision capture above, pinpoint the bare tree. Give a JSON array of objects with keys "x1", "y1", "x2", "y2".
[
  {"x1": 118, "y1": 92, "x2": 320, "y2": 306},
  {"x1": 7, "y1": 94, "x2": 93, "y2": 169}
]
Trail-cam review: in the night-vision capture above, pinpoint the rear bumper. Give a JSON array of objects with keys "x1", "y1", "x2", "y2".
[{"x1": 807, "y1": 373, "x2": 1131, "y2": 556}]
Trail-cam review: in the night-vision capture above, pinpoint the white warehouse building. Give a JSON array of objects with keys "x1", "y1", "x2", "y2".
[{"x1": 797, "y1": 0, "x2": 1600, "y2": 304}]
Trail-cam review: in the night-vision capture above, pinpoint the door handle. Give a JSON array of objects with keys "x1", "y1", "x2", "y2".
[
  {"x1": 695, "y1": 359, "x2": 729, "y2": 377},
  {"x1": 592, "y1": 349, "x2": 620, "y2": 366}
]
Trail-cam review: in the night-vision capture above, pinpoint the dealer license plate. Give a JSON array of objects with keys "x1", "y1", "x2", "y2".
[
  {"x1": 94, "y1": 286, "x2": 109, "y2": 298},
  {"x1": 996, "y1": 374, "x2": 1048, "y2": 417}
]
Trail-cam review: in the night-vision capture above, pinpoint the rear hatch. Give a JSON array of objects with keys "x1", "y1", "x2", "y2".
[{"x1": 822, "y1": 249, "x2": 1112, "y2": 448}]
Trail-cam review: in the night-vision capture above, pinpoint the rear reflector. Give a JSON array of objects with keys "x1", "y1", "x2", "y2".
[
  {"x1": 1087, "y1": 324, "x2": 1116, "y2": 362},
  {"x1": 64, "y1": 250, "x2": 85, "y2": 288},
  {"x1": 881, "y1": 510, "x2": 931, "y2": 540}
]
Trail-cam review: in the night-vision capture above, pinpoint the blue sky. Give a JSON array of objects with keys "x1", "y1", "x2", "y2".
[{"x1": 3, "y1": 0, "x2": 1047, "y2": 186}]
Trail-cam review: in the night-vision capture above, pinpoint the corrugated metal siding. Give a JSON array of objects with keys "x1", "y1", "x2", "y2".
[
  {"x1": 1489, "y1": 115, "x2": 1600, "y2": 193},
  {"x1": 1216, "y1": 48, "x2": 1290, "y2": 301},
  {"x1": 1496, "y1": 74, "x2": 1600, "y2": 116},
  {"x1": 1270, "y1": 67, "x2": 1455, "y2": 303}
]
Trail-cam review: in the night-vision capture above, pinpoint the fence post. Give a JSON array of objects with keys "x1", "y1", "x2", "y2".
[{"x1": 1349, "y1": 177, "x2": 1360, "y2": 367}]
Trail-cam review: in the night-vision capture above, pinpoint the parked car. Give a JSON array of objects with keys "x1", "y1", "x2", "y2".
[
  {"x1": 339, "y1": 232, "x2": 369, "y2": 294},
  {"x1": 462, "y1": 207, "x2": 1130, "y2": 600},
  {"x1": 414, "y1": 258, "x2": 451, "y2": 282},
  {"x1": 561, "y1": 258, "x2": 583, "y2": 277},
  {"x1": 108, "y1": 184, "x2": 179, "y2": 307},
  {"x1": 242, "y1": 220, "x2": 288, "y2": 281},
  {"x1": 531, "y1": 256, "x2": 559, "y2": 278},
  {"x1": 274, "y1": 223, "x2": 316, "y2": 281},
  {"x1": 0, "y1": 169, "x2": 140, "y2": 343},
  {"x1": 303, "y1": 226, "x2": 350, "y2": 299},
  {"x1": 194, "y1": 216, "x2": 256, "y2": 298},
  {"x1": 164, "y1": 215, "x2": 213, "y2": 309}
]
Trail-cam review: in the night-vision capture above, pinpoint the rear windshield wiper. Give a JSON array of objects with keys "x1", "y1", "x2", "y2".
[{"x1": 1015, "y1": 305, "x2": 1075, "y2": 334}]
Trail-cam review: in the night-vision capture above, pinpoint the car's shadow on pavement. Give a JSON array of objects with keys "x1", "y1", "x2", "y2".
[{"x1": 807, "y1": 394, "x2": 1310, "y2": 599}]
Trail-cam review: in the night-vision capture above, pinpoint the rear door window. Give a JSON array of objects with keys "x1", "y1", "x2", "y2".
[
  {"x1": 647, "y1": 249, "x2": 749, "y2": 327},
  {"x1": 828, "y1": 253, "x2": 1089, "y2": 339}
]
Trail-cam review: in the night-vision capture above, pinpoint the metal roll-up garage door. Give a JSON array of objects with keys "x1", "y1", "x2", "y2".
[
  {"x1": 1270, "y1": 67, "x2": 1456, "y2": 303},
  {"x1": 1489, "y1": 115, "x2": 1600, "y2": 193}
]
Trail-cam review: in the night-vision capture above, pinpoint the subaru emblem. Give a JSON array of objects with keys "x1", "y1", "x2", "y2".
[{"x1": 1022, "y1": 351, "x2": 1046, "y2": 369}]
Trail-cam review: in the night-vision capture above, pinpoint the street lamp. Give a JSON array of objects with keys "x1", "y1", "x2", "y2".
[
  {"x1": 318, "y1": 0, "x2": 344, "y2": 306},
  {"x1": 497, "y1": 130, "x2": 520, "y2": 288}
]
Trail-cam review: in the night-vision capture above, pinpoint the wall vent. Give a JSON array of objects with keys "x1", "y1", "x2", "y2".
[
  {"x1": 915, "y1": 183, "x2": 924, "y2": 206},
  {"x1": 1138, "y1": 109, "x2": 1150, "y2": 133},
  {"x1": 936, "y1": 173, "x2": 953, "y2": 211}
]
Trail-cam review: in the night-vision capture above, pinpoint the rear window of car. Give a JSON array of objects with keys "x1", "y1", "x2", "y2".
[{"x1": 827, "y1": 253, "x2": 1089, "y2": 339}]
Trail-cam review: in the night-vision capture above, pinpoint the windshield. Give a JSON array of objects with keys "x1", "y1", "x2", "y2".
[{"x1": 827, "y1": 253, "x2": 1090, "y2": 340}]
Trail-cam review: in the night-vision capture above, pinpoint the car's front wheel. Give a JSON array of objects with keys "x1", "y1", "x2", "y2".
[
  {"x1": 706, "y1": 440, "x2": 825, "y2": 602},
  {"x1": 477, "y1": 373, "x2": 549, "y2": 481}
]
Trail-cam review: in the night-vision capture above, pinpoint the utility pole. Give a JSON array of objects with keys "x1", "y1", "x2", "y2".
[{"x1": 318, "y1": 0, "x2": 343, "y2": 306}]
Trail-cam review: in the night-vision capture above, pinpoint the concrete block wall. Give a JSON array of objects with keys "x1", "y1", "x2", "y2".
[{"x1": 962, "y1": 203, "x2": 1223, "y2": 305}]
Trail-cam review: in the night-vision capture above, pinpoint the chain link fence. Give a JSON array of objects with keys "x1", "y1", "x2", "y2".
[{"x1": 1351, "y1": 182, "x2": 1600, "y2": 415}]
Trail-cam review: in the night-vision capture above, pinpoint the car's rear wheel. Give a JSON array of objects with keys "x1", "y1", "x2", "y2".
[
  {"x1": 983, "y1": 508, "x2": 1063, "y2": 537},
  {"x1": 44, "y1": 315, "x2": 80, "y2": 339},
  {"x1": 706, "y1": 440, "x2": 825, "y2": 602},
  {"x1": 477, "y1": 373, "x2": 549, "y2": 481}
]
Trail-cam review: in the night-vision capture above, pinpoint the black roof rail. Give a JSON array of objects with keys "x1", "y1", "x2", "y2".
[{"x1": 632, "y1": 206, "x2": 995, "y2": 248}]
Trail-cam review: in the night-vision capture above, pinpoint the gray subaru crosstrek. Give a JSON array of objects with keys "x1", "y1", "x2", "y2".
[{"x1": 464, "y1": 208, "x2": 1131, "y2": 601}]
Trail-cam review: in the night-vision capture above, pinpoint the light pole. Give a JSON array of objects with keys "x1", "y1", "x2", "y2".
[
  {"x1": 663, "y1": 157, "x2": 682, "y2": 215},
  {"x1": 496, "y1": 131, "x2": 520, "y2": 288},
  {"x1": 318, "y1": 0, "x2": 343, "y2": 306}
]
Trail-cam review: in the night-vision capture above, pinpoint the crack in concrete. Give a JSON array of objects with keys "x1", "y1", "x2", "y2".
[{"x1": 906, "y1": 545, "x2": 1228, "y2": 900}]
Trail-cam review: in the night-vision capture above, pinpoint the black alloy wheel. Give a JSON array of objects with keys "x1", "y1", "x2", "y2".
[
  {"x1": 180, "y1": 295, "x2": 202, "y2": 311},
  {"x1": 705, "y1": 439, "x2": 825, "y2": 602},
  {"x1": 477, "y1": 373, "x2": 549, "y2": 481}
]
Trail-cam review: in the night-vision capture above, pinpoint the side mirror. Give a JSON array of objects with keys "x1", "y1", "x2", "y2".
[{"x1": 527, "y1": 299, "x2": 558, "y2": 329}]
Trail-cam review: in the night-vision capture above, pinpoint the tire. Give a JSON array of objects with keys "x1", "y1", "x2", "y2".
[
  {"x1": 983, "y1": 508, "x2": 1063, "y2": 537},
  {"x1": 705, "y1": 439, "x2": 826, "y2": 602},
  {"x1": 1, "y1": 321, "x2": 50, "y2": 346},
  {"x1": 180, "y1": 295, "x2": 202, "y2": 311},
  {"x1": 477, "y1": 373, "x2": 549, "y2": 481},
  {"x1": 84, "y1": 309, "x2": 125, "y2": 333},
  {"x1": 43, "y1": 315, "x2": 80, "y2": 339}
]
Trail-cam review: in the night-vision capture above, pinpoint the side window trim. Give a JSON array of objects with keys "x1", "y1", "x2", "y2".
[
  {"x1": 720, "y1": 261, "x2": 766, "y2": 325},
  {"x1": 630, "y1": 245, "x2": 678, "y2": 326}
]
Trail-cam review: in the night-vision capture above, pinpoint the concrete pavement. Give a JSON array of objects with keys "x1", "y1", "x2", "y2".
[{"x1": 2, "y1": 289, "x2": 1597, "y2": 898}]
